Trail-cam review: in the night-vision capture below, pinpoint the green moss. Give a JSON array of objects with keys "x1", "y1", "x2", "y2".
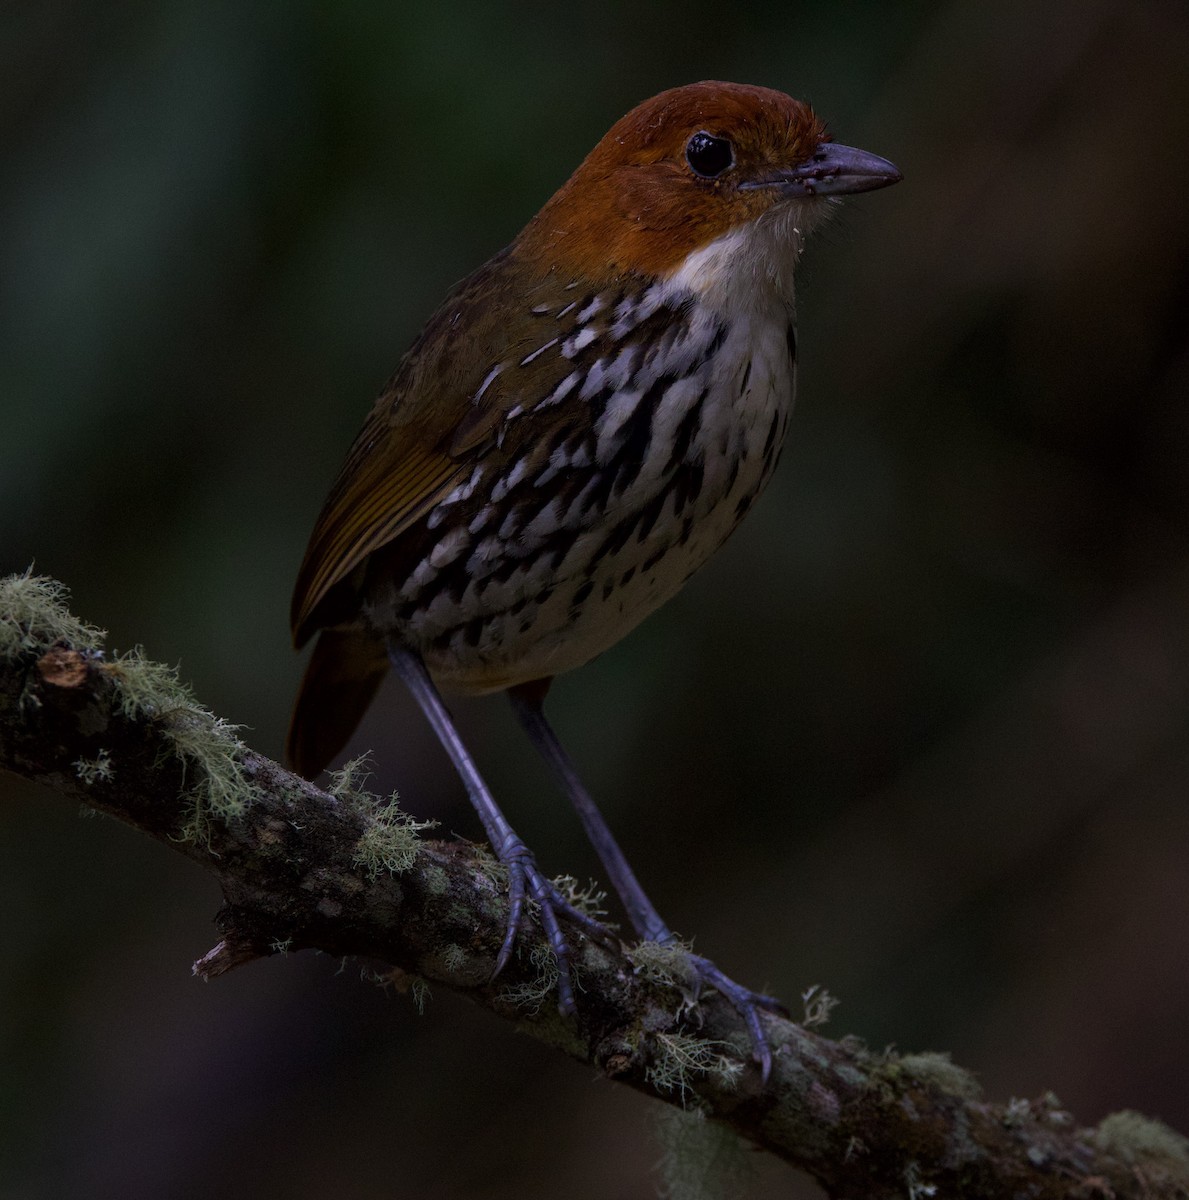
[
  {"x1": 898, "y1": 1052, "x2": 982, "y2": 1101},
  {"x1": 422, "y1": 864, "x2": 450, "y2": 896},
  {"x1": 581, "y1": 941, "x2": 617, "y2": 975},
  {"x1": 0, "y1": 572, "x2": 105, "y2": 659},
  {"x1": 331, "y1": 757, "x2": 436, "y2": 879},
  {"x1": 654, "y1": 1107, "x2": 754, "y2": 1200},
  {"x1": 1095, "y1": 1110, "x2": 1189, "y2": 1171},
  {"x1": 628, "y1": 939, "x2": 696, "y2": 992},
  {"x1": 2, "y1": 573, "x2": 259, "y2": 842}
]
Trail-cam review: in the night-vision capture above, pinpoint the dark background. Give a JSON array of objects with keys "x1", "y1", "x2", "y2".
[{"x1": 3, "y1": 1, "x2": 1189, "y2": 1196}]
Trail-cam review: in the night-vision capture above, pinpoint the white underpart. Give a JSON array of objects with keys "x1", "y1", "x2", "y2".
[
  {"x1": 593, "y1": 389, "x2": 645, "y2": 464},
  {"x1": 536, "y1": 370, "x2": 581, "y2": 410},
  {"x1": 576, "y1": 296, "x2": 603, "y2": 322},
  {"x1": 662, "y1": 202, "x2": 809, "y2": 315},
  {"x1": 427, "y1": 525, "x2": 469, "y2": 569},
  {"x1": 393, "y1": 204, "x2": 815, "y2": 689}
]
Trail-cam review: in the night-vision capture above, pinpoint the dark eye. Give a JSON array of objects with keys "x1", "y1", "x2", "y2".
[{"x1": 685, "y1": 131, "x2": 734, "y2": 178}]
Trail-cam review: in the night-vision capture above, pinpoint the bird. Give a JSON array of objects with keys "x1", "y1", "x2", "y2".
[{"x1": 287, "y1": 80, "x2": 900, "y2": 1079}]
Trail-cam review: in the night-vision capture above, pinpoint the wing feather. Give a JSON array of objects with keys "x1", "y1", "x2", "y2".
[
  {"x1": 290, "y1": 247, "x2": 595, "y2": 647},
  {"x1": 291, "y1": 436, "x2": 465, "y2": 644}
]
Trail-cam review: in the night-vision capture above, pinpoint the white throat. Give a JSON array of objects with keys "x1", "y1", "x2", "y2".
[{"x1": 662, "y1": 203, "x2": 816, "y2": 317}]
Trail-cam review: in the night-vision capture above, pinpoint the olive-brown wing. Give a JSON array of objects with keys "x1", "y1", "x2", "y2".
[
  {"x1": 291, "y1": 422, "x2": 466, "y2": 646},
  {"x1": 289, "y1": 252, "x2": 587, "y2": 647}
]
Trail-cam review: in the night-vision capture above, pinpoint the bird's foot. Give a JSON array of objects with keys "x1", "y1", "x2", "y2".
[
  {"x1": 686, "y1": 953, "x2": 786, "y2": 1082},
  {"x1": 631, "y1": 940, "x2": 787, "y2": 1083},
  {"x1": 492, "y1": 833, "x2": 612, "y2": 1013}
]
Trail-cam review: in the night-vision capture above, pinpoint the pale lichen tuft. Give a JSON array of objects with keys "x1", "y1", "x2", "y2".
[
  {"x1": 411, "y1": 977, "x2": 431, "y2": 1015},
  {"x1": 354, "y1": 804, "x2": 435, "y2": 878},
  {"x1": 440, "y1": 944, "x2": 467, "y2": 972},
  {"x1": 654, "y1": 1106, "x2": 754, "y2": 1200},
  {"x1": 0, "y1": 572, "x2": 105, "y2": 659},
  {"x1": 2, "y1": 573, "x2": 259, "y2": 842},
  {"x1": 648, "y1": 1032, "x2": 744, "y2": 1104},
  {"x1": 1095, "y1": 1110, "x2": 1189, "y2": 1173},
  {"x1": 904, "y1": 1161, "x2": 938, "y2": 1198},
  {"x1": 628, "y1": 939, "x2": 696, "y2": 993},
  {"x1": 498, "y1": 943, "x2": 560, "y2": 1013},
  {"x1": 552, "y1": 874, "x2": 609, "y2": 919},
  {"x1": 334, "y1": 757, "x2": 436, "y2": 879},
  {"x1": 74, "y1": 748, "x2": 114, "y2": 785},
  {"x1": 801, "y1": 983, "x2": 839, "y2": 1029}
]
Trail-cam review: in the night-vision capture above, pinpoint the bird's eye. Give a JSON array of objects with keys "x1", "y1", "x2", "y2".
[{"x1": 685, "y1": 131, "x2": 734, "y2": 179}]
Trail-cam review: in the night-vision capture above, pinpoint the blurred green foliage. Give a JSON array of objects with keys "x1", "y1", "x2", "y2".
[{"x1": 2, "y1": 1, "x2": 1188, "y2": 1196}]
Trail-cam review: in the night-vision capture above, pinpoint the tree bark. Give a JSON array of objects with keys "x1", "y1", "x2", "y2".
[{"x1": 2, "y1": 576, "x2": 1187, "y2": 1199}]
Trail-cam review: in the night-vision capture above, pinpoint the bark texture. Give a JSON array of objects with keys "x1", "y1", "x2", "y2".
[{"x1": 2, "y1": 576, "x2": 1187, "y2": 1199}]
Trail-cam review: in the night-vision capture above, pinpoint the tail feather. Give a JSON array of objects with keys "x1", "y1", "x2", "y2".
[{"x1": 286, "y1": 629, "x2": 388, "y2": 779}]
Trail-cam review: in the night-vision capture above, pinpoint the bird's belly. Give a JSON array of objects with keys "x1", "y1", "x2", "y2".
[{"x1": 370, "y1": 319, "x2": 795, "y2": 693}]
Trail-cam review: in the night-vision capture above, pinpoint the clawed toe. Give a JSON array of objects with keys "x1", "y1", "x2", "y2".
[
  {"x1": 638, "y1": 946, "x2": 784, "y2": 1083},
  {"x1": 687, "y1": 957, "x2": 787, "y2": 1017},
  {"x1": 492, "y1": 836, "x2": 612, "y2": 1014}
]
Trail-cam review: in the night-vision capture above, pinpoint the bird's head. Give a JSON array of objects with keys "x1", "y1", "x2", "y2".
[{"x1": 519, "y1": 81, "x2": 900, "y2": 304}]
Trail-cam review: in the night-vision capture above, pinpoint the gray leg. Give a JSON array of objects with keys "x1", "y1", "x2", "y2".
[
  {"x1": 509, "y1": 684, "x2": 785, "y2": 1081},
  {"x1": 509, "y1": 687, "x2": 672, "y2": 943},
  {"x1": 388, "y1": 646, "x2": 606, "y2": 1013}
]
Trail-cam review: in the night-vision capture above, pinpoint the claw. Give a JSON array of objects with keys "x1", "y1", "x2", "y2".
[
  {"x1": 526, "y1": 871, "x2": 577, "y2": 1013},
  {"x1": 646, "y1": 947, "x2": 786, "y2": 1084},
  {"x1": 493, "y1": 864, "x2": 525, "y2": 978},
  {"x1": 489, "y1": 832, "x2": 612, "y2": 1014},
  {"x1": 689, "y1": 955, "x2": 780, "y2": 1082},
  {"x1": 387, "y1": 647, "x2": 610, "y2": 1017}
]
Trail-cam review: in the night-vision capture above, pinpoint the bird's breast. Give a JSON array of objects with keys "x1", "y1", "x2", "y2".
[{"x1": 366, "y1": 291, "x2": 797, "y2": 693}]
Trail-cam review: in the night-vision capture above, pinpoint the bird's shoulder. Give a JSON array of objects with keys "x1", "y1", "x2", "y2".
[{"x1": 290, "y1": 249, "x2": 620, "y2": 644}]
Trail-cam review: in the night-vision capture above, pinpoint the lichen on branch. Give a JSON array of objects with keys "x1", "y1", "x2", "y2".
[
  {"x1": 2, "y1": 571, "x2": 1188, "y2": 1200},
  {"x1": 1, "y1": 571, "x2": 258, "y2": 841}
]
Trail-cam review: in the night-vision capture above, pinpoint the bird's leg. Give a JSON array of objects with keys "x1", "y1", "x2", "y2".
[
  {"x1": 508, "y1": 683, "x2": 786, "y2": 1081},
  {"x1": 387, "y1": 646, "x2": 607, "y2": 1013},
  {"x1": 508, "y1": 683, "x2": 671, "y2": 943}
]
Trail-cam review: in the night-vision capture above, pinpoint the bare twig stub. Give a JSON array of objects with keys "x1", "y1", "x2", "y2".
[{"x1": 2, "y1": 574, "x2": 1187, "y2": 1199}]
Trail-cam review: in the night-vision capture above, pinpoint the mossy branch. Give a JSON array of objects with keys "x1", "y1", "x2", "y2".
[{"x1": 2, "y1": 573, "x2": 1187, "y2": 1199}]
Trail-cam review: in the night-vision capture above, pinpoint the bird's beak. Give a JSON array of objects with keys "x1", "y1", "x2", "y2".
[{"x1": 745, "y1": 142, "x2": 902, "y2": 197}]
